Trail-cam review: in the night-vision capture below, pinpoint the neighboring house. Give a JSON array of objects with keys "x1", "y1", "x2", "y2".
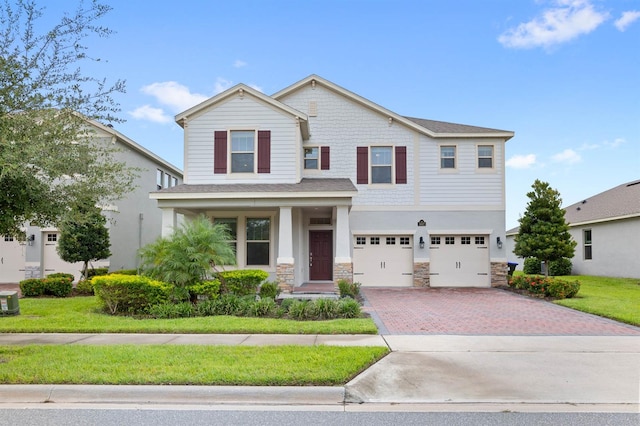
[
  {"x1": 0, "y1": 120, "x2": 183, "y2": 283},
  {"x1": 506, "y1": 179, "x2": 640, "y2": 278},
  {"x1": 152, "y1": 75, "x2": 514, "y2": 290}
]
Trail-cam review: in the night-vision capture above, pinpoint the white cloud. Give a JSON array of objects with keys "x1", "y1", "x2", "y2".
[
  {"x1": 141, "y1": 81, "x2": 208, "y2": 112},
  {"x1": 604, "y1": 137, "x2": 626, "y2": 148},
  {"x1": 233, "y1": 60, "x2": 247, "y2": 68},
  {"x1": 129, "y1": 105, "x2": 172, "y2": 123},
  {"x1": 248, "y1": 84, "x2": 263, "y2": 92},
  {"x1": 552, "y1": 148, "x2": 581, "y2": 164},
  {"x1": 615, "y1": 11, "x2": 640, "y2": 31},
  {"x1": 578, "y1": 142, "x2": 600, "y2": 150},
  {"x1": 498, "y1": 0, "x2": 608, "y2": 49},
  {"x1": 214, "y1": 77, "x2": 234, "y2": 94},
  {"x1": 506, "y1": 154, "x2": 537, "y2": 169}
]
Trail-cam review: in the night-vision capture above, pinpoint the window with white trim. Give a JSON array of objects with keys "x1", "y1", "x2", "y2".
[
  {"x1": 371, "y1": 146, "x2": 393, "y2": 183},
  {"x1": 4, "y1": 235, "x2": 14, "y2": 242},
  {"x1": 445, "y1": 236, "x2": 455, "y2": 245},
  {"x1": 400, "y1": 237, "x2": 410, "y2": 245},
  {"x1": 370, "y1": 237, "x2": 380, "y2": 245},
  {"x1": 431, "y1": 236, "x2": 440, "y2": 245},
  {"x1": 478, "y1": 145, "x2": 494, "y2": 168},
  {"x1": 583, "y1": 229, "x2": 592, "y2": 260},
  {"x1": 304, "y1": 147, "x2": 319, "y2": 169},
  {"x1": 440, "y1": 146, "x2": 456, "y2": 169},
  {"x1": 156, "y1": 169, "x2": 163, "y2": 190},
  {"x1": 461, "y1": 236, "x2": 471, "y2": 245},
  {"x1": 47, "y1": 233, "x2": 57, "y2": 242},
  {"x1": 246, "y1": 218, "x2": 270, "y2": 265},
  {"x1": 386, "y1": 237, "x2": 396, "y2": 245},
  {"x1": 356, "y1": 237, "x2": 366, "y2": 245},
  {"x1": 475, "y1": 236, "x2": 485, "y2": 245},
  {"x1": 231, "y1": 131, "x2": 255, "y2": 173}
]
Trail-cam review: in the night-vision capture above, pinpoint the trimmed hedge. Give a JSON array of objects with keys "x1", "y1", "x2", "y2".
[
  {"x1": 20, "y1": 275, "x2": 73, "y2": 298},
  {"x1": 187, "y1": 280, "x2": 221, "y2": 301},
  {"x1": 217, "y1": 269, "x2": 268, "y2": 296},
  {"x1": 92, "y1": 274, "x2": 173, "y2": 315}
]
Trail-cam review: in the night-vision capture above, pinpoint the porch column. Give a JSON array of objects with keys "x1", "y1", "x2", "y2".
[
  {"x1": 334, "y1": 205, "x2": 353, "y2": 285},
  {"x1": 161, "y1": 208, "x2": 177, "y2": 237},
  {"x1": 277, "y1": 206, "x2": 294, "y2": 292}
]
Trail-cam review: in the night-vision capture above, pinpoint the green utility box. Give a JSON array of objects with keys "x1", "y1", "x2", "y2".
[{"x1": 0, "y1": 291, "x2": 20, "y2": 315}]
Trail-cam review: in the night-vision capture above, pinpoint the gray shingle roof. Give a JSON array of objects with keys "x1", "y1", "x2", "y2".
[
  {"x1": 563, "y1": 179, "x2": 640, "y2": 224},
  {"x1": 404, "y1": 116, "x2": 511, "y2": 134},
  {"x1": 153, "y1": 178, "x2": 357, "y2": 194},
  {"x1": 507, "y1": 179, "x2": 640, "y2": 233}
]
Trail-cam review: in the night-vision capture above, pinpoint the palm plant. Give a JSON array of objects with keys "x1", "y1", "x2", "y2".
[{"x1": 138, "y1": 216, "x2": 236, "y2": 287}]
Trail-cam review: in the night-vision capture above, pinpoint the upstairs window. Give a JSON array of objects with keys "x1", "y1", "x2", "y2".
[
  {"x1": 215, "y1": 130, "x2": 270, "y2": 174},
  {"x1": 231, "y1": 131, "x2": 255, "y2": 173},
  {"x1": 440, "y1": 146, "x2": 456, "y2": 169},
  {"x1": 156, "y1": 169, "x2": 163, "y2": 190},
  {"x1": 357, "y1": 146, "x2": 406, "y2": 184},
  {"x1": 304, "y1": 147, "x2": 319, "y2": 169},
  {"x1": 478, "y1": 145, "x2": 494, "y2": 168},
  {"x1": 371, "y1": 147, "x2": 392, "y2": 184}
]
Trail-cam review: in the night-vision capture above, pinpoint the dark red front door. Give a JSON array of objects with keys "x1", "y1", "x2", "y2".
[{"x1": 309, "y1": 230, "x2": 332, "y2": 281}]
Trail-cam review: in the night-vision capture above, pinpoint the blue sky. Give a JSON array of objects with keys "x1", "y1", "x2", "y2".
[{"x1": 47, "y1": 0, "x2": 639, "y2": 228}]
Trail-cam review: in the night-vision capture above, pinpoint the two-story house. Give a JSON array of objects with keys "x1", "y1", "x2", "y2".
[
  {"x1": 0, "y1": 119, "x2": 183, "y2": 283},
  {"x1": 152, "y1": 75, "x2": 514, "y2": 290}
]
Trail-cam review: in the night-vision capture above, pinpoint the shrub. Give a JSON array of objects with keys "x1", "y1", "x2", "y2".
[
  {"x1": 148, "y1": 302, "x2": 195, "y2": 319},
  {"x1": 248, "y1": 298, "x2": 277, "y2": 317},
  {"x1": 287, "y1": 300, "x2": 309, "y2": 320},
  {"x1": 546, "y1": 279, "x2": 580, "y2": 299},
  {"x1": 45, "y1": 277, "x2": 73, "y2": 297},
  {"x1": 549, "y1": 258, "x2": 572, "y2": 276},
  {"x1": 211, "y1": 294, "x2": 248, "y2": 316},
  {"x1": 523, "y1": 258, "x2": 542, "y2": 275},
  {"x1": 258, "y1": 281, "x2": 280, "y2": 300},
  {"x1": 313, "y1": 298, "x2": 339, "y2": 320},
  {"x1": 279, "y1": 298, "x2": 295, "y2": 312},
  {"x1": 91, "y1": 274, "x2": 173, "y2": 315},
  {"x1": 338, "y1": 280, "x2": 361, "y2": 299},
  {"x1": 86, "y1": 268, "x2": 109, "y2": 278},
  {"x1": 337, "y1": 298, "x2": 362, "y2": 318},
  {"x1": 188, "y1": 280, "x2": 221, "y2": 302},
  {"x1": 74, "y1": 279, "x2": 94, "y2": 296},
  {"x1": 218, "y1": 269, "x2": 268, "y2": 296},
  {"x1": 19, "y1": 278, "x2": 46, "y2": 297},
  {"x1": 46, "y1": 272, "x2": 75, "y2": 282},
  {"x1": 20, "y1": 276, "x2": 72, "y2": 298}
]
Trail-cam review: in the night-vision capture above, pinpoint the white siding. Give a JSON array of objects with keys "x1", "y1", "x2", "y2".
[
  {"x1": 418, "y1": 137, "x2": 505, "y2": 206},
  {"x1": 280, "y1": 85, "x2": 416, "y2": 206},
  {"x1": 185, "y1": 96, "x2": 300, "y2": 184}
]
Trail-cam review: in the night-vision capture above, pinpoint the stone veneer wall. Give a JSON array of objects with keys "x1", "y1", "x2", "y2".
[
  {"x1": 333, "y1": 262, "x2": 353, "y2": 290},
  {"x1": 276, "y1": 263, "x2": 295, "y2": 293},
  {"x1": 413, "y1": 262, "x2": 430, "y2": 287},
  {"x1": 491, "y1": 261, "x2": 508, "y2": 287}
]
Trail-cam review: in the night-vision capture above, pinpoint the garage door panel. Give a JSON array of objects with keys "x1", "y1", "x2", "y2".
[
  {"x1": 353, "y1": 235, "x2": 413, "y2": 287},
  {"x1": 429, "y1": 235, "x2": 490, "y2": 288}
]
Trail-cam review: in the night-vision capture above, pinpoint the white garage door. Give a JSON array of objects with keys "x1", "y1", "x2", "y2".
[
  {"x1": 0, "y1": 236, "x2": 25, "y2": 283},
  {"x1": 429, "y1": 235, "x2": 490, "y2": 287},
  {"x1": 353, "y1": 235, "x2": 414, "y2": 287}
]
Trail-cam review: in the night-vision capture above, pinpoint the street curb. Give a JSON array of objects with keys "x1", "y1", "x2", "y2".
[{"x1": 0, "y1": 385, "x2": 346, "y2": 406}]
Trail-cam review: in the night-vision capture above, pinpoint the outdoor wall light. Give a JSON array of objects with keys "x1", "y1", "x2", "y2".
[
  {"x1": 419, "y1": 236, "x2": 425, "y2": 249},
  {"x1": 496, "y1": 236, "x2": 503, "y2": 249}
]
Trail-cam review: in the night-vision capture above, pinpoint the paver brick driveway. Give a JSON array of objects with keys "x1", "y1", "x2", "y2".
[{"x1": 362, "y1": 287, "x2": 640, "y2": 336}]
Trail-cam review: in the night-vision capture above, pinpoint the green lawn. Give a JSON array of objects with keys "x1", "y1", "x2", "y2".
[
  {"x1": 0, "y1": 296, "x2": 378, "y2": 334},
  {"x1": 0, "y1": 344, "x2": 388, "y2": 385},
  {"x1": 553, "y1": 275, "x2": 640, "y2": 326}
]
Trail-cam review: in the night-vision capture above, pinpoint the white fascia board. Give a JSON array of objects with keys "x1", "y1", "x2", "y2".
[
  {"x1": 568, "y1": 213, "x2": 640, "y2": 227},
  {"x1": 151, "y1": 191, "x2": 356, "y2": 200}
]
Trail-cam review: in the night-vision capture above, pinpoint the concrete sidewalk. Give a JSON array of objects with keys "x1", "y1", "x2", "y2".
[{"x1": 0, "y1": 333, "x2": 638, "y2": 412}]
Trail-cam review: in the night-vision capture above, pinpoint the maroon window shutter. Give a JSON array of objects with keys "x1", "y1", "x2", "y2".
[
  {"x1": 321, "y1": 146, "x2": 330, "y2": 170},
  {"x1": 395, "y1": 146, "x2": 407, "y2": 184},
  {"x1": 214, "y1": 131, "x2": 227, "y2": 174},
  {"x1": 257, "y1": 130, "x2": 271, "y2": 173},
  {"x1": 356, "y1": 147, "x2": 368, "y2": 184}
]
